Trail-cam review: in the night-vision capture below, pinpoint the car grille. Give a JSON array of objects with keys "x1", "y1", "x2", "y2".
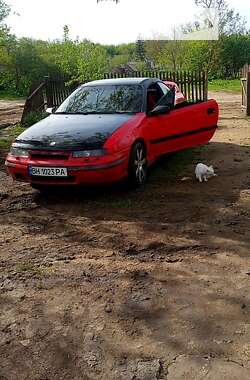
[{"x1": 29, "y1": 151, "x2": 70, "y2": 160}]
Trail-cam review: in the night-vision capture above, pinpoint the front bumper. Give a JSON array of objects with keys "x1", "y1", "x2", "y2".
[{"x1": 5, "y1": 154, "x2": 129, "y2": 185}]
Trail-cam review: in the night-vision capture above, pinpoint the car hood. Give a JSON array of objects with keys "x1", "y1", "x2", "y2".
[{"x1": 15, "y1": 113, "x2": 134, "y2": 150}]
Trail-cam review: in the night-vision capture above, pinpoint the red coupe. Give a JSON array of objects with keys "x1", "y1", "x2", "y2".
[{"x1": 5, "y1": 78, "x2": 219, "y2": 189}]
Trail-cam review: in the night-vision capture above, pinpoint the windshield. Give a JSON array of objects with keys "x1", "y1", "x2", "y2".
[{"x1": 56, "y1": 84, "x2": 143, "y2": 114}]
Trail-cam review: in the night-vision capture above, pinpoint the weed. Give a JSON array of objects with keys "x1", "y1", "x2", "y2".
[
  {"x1": 0, "y1": 124, "x2": 26, "y2": 150},
  {"x1": 16, "y1": 262, "x2": 40, "y2": 273}
]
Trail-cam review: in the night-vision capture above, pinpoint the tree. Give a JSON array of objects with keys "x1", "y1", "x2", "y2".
[
  {"x1": 63, "y1": 25, "x2": 70, "y2": 42},
  {"x1": 0, "y1": 0, "x2": 10, "y2": 23},
  {"x1": 194, "y1": 0, "x2": 246, "y2": 35},
  {"x1": 76, "y1": 42, "x2": 109, "y2": 81},
  {"x1": 218, "y1": 34, "x2": 250, "y2": 77},
  {"x1": 145, "y1": 40, "x2": 165, "y2": 66},
  {"x1": 135, "y1": 39, "x2": 145, "y2": 61}
]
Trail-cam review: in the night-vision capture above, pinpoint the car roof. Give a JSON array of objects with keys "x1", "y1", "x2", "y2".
[{"x1": 83, "y1": 77, "x2": 159, "y2": 87}]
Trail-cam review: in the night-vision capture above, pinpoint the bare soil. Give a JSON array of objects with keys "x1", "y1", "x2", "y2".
[
  {"x1": 0, "y1": 92, "x2": 250, "y2": 379},
  {"x1": 0, "y1": 100, "x2": 24, "y2": 127}
]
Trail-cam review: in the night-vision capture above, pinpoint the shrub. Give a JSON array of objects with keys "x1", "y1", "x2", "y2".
[{"x1": 22, "y1": 111, "x2": 48, "y2": 128}]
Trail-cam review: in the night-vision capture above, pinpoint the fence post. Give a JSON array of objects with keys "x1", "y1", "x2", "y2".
[
  {"x1": 203, "y1": 72, "x2": 208, "y2": 101},
  {"x1": 247, "y1": 72, "x2": 250, "y2": 117}
]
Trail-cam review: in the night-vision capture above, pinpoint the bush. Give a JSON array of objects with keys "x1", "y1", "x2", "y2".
[
  {"x1": 0, "y1": 123, "x2": 26, "y2": 150},
  {"x1": 22, "y1": 111, "x2": 48, "y2": 128}
]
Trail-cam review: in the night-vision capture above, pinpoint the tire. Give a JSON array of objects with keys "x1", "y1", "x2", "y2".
[{"x1": 128, "y1": 141, "x2": 148, "y2": 188}]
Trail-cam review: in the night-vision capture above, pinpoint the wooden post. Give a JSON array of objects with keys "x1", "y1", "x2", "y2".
[{"x1": 247, "y1": 72, "x2": 250, "y2": 117}]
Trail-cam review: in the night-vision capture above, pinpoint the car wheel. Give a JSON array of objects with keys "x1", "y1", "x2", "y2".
[{"x1": 128, "y1": 141, "x2": 148, "y2": 187}]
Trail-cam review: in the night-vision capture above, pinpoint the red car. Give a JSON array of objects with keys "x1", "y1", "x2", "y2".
[
  {"x1": 5, "y1": 78, "x2": 219, "y2": 189},
  {"x1": 164, "y1": 81, "x2": 186, "y2": 105}
]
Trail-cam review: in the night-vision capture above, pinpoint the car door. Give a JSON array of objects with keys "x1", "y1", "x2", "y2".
[
  {"x1": 145, "y1": 81, "x2": 180, "y2": 158},
  {"x1": 146, "y1": 82, "x2": 218, "y2": 158}
]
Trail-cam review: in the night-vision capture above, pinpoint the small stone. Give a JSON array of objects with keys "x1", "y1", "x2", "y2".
[
  {"x1": 20, "y1": 339, "x2": 30, "y2": 347},
  {"x1": 105, "y1": 304, "x2": 112, "y2": 313},
  {"x1": 223, "y1": 339, "x2": 233, "y2": 344}
]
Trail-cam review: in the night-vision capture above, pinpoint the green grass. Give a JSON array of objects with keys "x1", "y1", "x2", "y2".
[
  {"x1": 208, "y1": 79, "x2": 241, "y2": 93},
  {"x1": 0, "y1": 139, "x2": 10, "y2": 149},
  {"x1": 0, "y1": 123, "x2": 26, "y2": 150}
]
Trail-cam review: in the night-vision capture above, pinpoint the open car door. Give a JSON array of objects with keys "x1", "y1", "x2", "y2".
[{"x1": 145, "y1": 83, "x2": 177, "y2": 158}]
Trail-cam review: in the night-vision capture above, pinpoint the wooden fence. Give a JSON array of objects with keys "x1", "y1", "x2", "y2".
[
  {"x1": 22, "y1": 71, "x2": 208, "y2": 120},
  {"x1": 104, "y1": 71, "x2": 208, "y2": 103},
  {"x1": 21, "y1": 82, "x2": 46, "y2": 124},
  {"x1": 240, "y1": 64, "x2": 250, "y2": 116},
  {"x1": 241, "y1": 64, "x2": 250, "y2": 79},
  {"x1": 45, "y1": 78, "x2": 78, "y2": 108}
]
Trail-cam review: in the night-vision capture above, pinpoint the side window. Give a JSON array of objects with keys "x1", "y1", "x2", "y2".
[
  {"x1": 147, "y1": 84, "x2": 164, "y2": 112},
  {"x1": 157, "y1": 82, "x2": 175, "y2": 110},
  {"x1": 158, "y1": 82, "x2": 171, "y2": 96}
]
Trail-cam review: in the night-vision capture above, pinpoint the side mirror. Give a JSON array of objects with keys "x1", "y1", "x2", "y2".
[
  {"x1": 46, "y1": 107, "x2": 55, "y2": 114},
  {"x1": 148, "y1": 105, "x2": 171, "y2": 117}
]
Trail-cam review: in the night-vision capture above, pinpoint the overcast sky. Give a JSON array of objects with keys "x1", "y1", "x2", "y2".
[{"x1": 5, "y1": 0, "x2": 250, "y2": 44}]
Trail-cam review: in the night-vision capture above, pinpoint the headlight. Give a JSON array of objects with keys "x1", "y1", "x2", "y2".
[
  {"x1": 72, "y1": 149, "x2": 107, "y2": 158},
  {"x1": 10, "y1": 147, "x2": 29, "y2": 158}
]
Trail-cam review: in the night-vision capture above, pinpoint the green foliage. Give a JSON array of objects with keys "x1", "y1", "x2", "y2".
[
  {"x1": 63, "y1": 25, "x2": 70, "y2": 42},
  {"x1": 0, "y1": 89, "x2": 23, "y2": 99},
  {"x1": 76, "y1": 42, "x2": 109, "y2": 81},
  {"x1": 9, "y1": 123, "x2": 26, "y2": 137},
  {"x1": 156, "y1": 40, "x2": 189, "y2": 71},
  {"x1": 22, "y1": 111, "x2": 48, "y2": 128},
  {"x1": 194, "y1": 0, "x2": 247, "y2": 35},
  {"x1": 0, "y1": 0, "x2": 249, "y2": 98},
  {"x1": 208, "y1": 79, "x2": 241, "y2": 92},
  {"x1": 135, "y1": 39, "x2": 145, "y2": 61},
  {"x1": 0, "y1": 123, "x2": 26, "y2": 150},
  {"x1": 218, "y1": 34, "x2": 250, "y2": 78},
  {"x1": 0, "y1": 0, "x2": 10, "y2": 23}
]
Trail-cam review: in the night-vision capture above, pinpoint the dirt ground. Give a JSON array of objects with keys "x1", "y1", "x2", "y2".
[
  {"x1": 0, "y1": 92, "x2": 250, "y2": 379},
  {"x1": 0, "y1": 100, "x2": 24, "y2": 127}
]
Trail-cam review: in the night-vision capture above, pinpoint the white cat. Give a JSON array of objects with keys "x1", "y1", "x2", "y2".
[{"x1": 195, "y1": 163, "x2": 217, "y2": 183}]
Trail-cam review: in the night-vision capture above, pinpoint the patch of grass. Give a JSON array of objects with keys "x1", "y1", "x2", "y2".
[
  {"x1": 0, "y1": 138, "x2": 10, "y2": 149},
  {"x1": 8, "y1": 123, "x2": 26, "y2": 137},
  {"x1": 15, "y1": 262, "x2": 55, "y2": 275},
  {"x1": 0, "y1": 123, "x2": 26, "y2": 150},
  {"x1": 0, "y1": 89, "x2": 24, "y2": 100},
  {"x1": 209, "y1": 79, "x2": 241, "y2": 93},
  {"x1": 16, "y1": 262, "x2": 40, "y2": 273}
]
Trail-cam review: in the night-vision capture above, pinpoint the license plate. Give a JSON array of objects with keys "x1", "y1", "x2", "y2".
[{"x1": 29, "y1": 166, "x2": 68, "y2": 177}]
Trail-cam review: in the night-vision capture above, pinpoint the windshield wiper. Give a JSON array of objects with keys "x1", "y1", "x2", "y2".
[
  {"x1": 55, "y1": 111, "x2": 91, "y2": 115},
  {"x1": 88, "y1": 111, "x2": 135, "y2": 114},
  {"x1": 56, "y1": 111, "x2": 106, "y2": 115},
  {"x1": 55, "y1": 111, "x2": 136, "y2": 115}
]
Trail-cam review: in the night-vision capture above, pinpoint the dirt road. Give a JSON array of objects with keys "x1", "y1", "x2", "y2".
[
  {"x1": 0, "y1": 93, "x2": 250, "y2": 379},
  {"x1": 0, "y1": 100, "x2": 24, "y2": 127}
]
